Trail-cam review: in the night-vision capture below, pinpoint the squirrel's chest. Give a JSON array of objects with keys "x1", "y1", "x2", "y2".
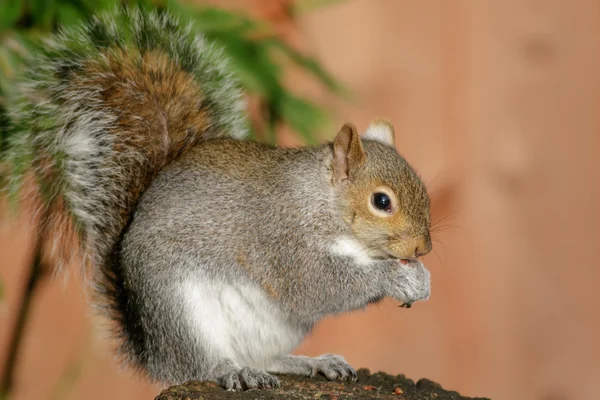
[{"x1": 181, "y1": 276, "x2": 307, "y2": 368}]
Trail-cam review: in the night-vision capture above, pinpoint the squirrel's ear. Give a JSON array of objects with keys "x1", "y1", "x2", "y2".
[
  {"x1": 333, "y1": 123, "x2": 365, "y2": 181},
  {"x1": 363, "y1": 117, "x2": 395, "y2": 147}
]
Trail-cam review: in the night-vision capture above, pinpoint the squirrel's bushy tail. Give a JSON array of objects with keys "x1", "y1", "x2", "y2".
[{"x1": 2, "y1": 7, "x2": 246, "y2": 354}]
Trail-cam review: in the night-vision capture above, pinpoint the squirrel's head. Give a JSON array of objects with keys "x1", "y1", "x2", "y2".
[{"x1": 332, "y1": 119, "x2": 432, "y2": 261}]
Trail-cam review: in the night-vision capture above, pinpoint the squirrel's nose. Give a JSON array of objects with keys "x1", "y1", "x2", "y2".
[
  {"x1": 414, "y1": 233, "x2": 432, "y2": 258},
  {"x1": 397, "y1": 234, "x2": 432, "y2": 259},
  {"x1": 414, "y1": 240, "x2": 432, "y2": 258}
]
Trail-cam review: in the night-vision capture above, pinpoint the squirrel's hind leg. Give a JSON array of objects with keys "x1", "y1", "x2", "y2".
[
  {"x1": 213, "y1": 360, "x2": 281, "y2": 391},
  {"x1": 266, "y1": 354, "x2": 357, "y2": 382}
]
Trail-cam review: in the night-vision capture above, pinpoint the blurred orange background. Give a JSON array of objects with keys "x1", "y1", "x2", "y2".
[{"x1": 2, "y1": 1, "x2": 600, "y2": 399}]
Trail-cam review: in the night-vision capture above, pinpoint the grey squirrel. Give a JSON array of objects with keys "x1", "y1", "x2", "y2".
[{"x1": 3, "y1": 8, "x2": 432, "y2": 390}]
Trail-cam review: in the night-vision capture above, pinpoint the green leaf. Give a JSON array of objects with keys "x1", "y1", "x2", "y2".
[
  {"x1": 168, "y1": 2, "x2": 266, "y2": 36},
  {"x1": 219, "y1": 36, "x2": 282, "y2": 97},
  {"x1": 278, "y1": 93, "x2": 328, "y2": 144},
  {"x1": 0, "y1": 0, "x2": 23, "y2": 32},
  {"x1": 267, "y1": 38, "x2": 349, "y2": 96},
  {"x1": 56, "y1": 1, "x2": 85, "y2": 26},
  {"x1": 131, "y1": 0, "x2": 158, "y2": 12},
  {"x1": 89, "y1": 0, "x2": 120, "y2": 10},
  {"x1": 29, "y1": 0, "x2": 58, "y2": 31}
]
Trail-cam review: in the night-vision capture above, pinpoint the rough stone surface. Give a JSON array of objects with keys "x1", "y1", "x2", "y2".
[{"x1": 155, "y1": 369, "x2": 490, "y2": 400}]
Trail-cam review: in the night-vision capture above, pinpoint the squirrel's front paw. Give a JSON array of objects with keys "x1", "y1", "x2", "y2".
[
  {"x1": 389, "y1": 260, "x2": 431, "y2": 305},
  {"x1": 218, "y1": 367, "x2": 281, "y2": 391},
  {"x1": 313, "y1": 354, "x2": 358, "y2": 381}
]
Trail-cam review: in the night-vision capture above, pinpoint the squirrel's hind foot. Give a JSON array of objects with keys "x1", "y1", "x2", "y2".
[{"x1": 218, "y1": 366, "x2": 281, "y2": 391}]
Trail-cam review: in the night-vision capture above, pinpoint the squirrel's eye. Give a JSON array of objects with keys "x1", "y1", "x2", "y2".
[{"x1": 372, "y1": 192, "x2": 392, "y2": 212}]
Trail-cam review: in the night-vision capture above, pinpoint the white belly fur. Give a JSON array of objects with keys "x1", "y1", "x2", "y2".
[{"x1": 181, "y1": 276, "x2": 305, "y2": 369}]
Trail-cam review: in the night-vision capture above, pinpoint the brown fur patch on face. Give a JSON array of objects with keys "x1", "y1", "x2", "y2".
[
  {"x1": 345, "y1": 178, "x2": 412, "y2": 257},
  {"x1": 338, "y1": 140, "x2": 431, "y2": 260}
]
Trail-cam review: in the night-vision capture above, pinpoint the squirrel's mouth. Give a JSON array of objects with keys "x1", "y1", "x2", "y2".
[
  {"x1": 378, "y1": 248, "x2": 418, "y2": 265},
  {"x1": 398, "y1": 258, "x2": 417, "y2": 266}
]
